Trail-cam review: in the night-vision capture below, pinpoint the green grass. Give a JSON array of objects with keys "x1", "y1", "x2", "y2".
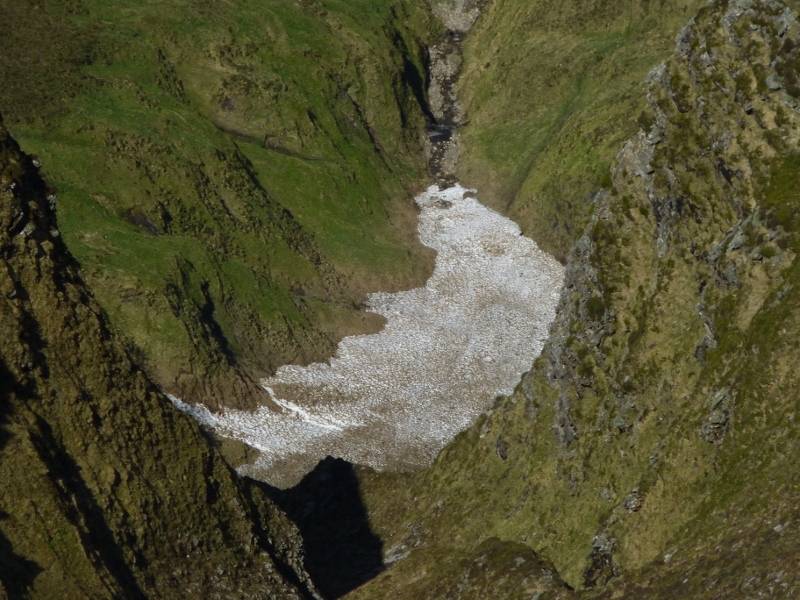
[
  {"x1": 458, "y1": 0, "x2": 703, "y2": 259},
  {"x1": 0, "y1": 0, "x2": 436, "y2": 402},
  {"x1": 763, "y1": 154, "x2": 800, "y2": 238}
]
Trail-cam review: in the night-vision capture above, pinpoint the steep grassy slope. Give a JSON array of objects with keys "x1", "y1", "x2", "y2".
[
  {"x1": 352, "y1": 0, "x2": 800, "y2": 597},
  {"x1": 0, "y1": 119, "x2": 316, "y2": 598},
  {"x1": 457, "y1": 0, "x2": 703, "y2": 260},
  {"x1": 0, "y1": 0, "x2": 437, "y2": 409}
]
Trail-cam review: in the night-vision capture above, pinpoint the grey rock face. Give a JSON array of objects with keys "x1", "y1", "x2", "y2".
[
  {"x1": 701, "y1": 388, "x2": 733, "y2": 444},
  {"x1": 430, "y1": 0, "x2": 487, "y2": 33},
  {"x1": 425, "y1": 1, "x2": 487, "y2": 184}
]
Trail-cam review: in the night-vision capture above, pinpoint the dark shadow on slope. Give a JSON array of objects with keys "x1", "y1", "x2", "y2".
[
  {"x1": 0, "y1": 510, "x2": 42, "y2": 599},
  {"x1": 0, "y1": 362, "x2": 43, "y2": 596},
  {"x1": 259, "y1": 457, "x2": 384, "y2": 599},
  {"x1": 27, "y1": 416, "x2": 146, "y2": 598},
  {"x1": 395, "y1": 35, "x2": 435, "y2": 125}
]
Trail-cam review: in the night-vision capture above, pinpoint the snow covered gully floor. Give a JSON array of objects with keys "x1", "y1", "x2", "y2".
[{"x1": 172, "y1": 185, "x2": 564, "y2": 487}]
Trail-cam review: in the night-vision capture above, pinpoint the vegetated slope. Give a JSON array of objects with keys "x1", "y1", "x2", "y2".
[
  {"x1": 0, "y1": 0, "x2": 437, "y2": 409},
  {"x1": 351, "y1": 1, "x2": 800, "y2": 597},
  {"x1": 457, "y1": 0, "x2": 704, "y2": 260},
  {"x1": 0, "y1": 119, "x2": 317, "y2": 598}
]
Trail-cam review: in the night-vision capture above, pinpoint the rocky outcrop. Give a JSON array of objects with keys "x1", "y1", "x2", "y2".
[
  {"x1": 431, "y1": 0, "x2": 487, "y2": 32},
  {"x1": 425, "y1": 0, "x2": 489, "y2": 184},
  {"x1": 0, "y1": 118, "x2": 316, "y2": 598},
  {"x1": 349, "y1": 538, "x2": 576, "y2": 600}
]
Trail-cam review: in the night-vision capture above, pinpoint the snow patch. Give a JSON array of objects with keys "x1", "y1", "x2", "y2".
[{"x1": 171, "y1": 185, "x2": 564, "y2": 486}]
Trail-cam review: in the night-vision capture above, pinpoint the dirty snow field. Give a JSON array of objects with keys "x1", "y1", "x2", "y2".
[{"x1": 173, "y1": 185, "x2": 564, "y2": 487}]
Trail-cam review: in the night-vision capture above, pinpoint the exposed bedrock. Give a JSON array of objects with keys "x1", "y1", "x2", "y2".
[{"x1": 426, "y1": 0, "x2": 490, "y2": 184}]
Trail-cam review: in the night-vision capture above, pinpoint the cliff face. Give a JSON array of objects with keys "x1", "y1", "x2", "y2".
[
  {"x1": 0, "y1": 0, "x2": 437, "y2": 410},
  {"x1": 353, "y1": 0, "x2": 800, "y2": 597},
  {"x1": 0, "y1": 120, "x2": 315, "y2": 598}
]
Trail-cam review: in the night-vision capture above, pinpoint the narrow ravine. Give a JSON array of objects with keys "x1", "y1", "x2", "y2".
[
  {"x1": 173, "y1": 0, "x2": 565, "y2": 488},
  {"x1": 426, "y1": 0, "x2": 483, "y2": 186}
]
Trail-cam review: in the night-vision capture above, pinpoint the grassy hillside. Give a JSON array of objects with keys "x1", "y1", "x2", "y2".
[
  {"x1": 6, "y1": 0, "x2": 800, "y2": 597},
  {"x1": 0, "y1": 0, "x2": 437, "y2": 408},
  {"x1": 457, "y1": 0, "x2": 702, "y2": 259},
  {"x1": 0, "y1": 118, "x2": 316, "y2": 598},
  {"x1": 353, "y1": 0, "x2": 800, "y2": 597}
]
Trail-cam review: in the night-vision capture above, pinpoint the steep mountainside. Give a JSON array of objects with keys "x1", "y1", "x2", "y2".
[
  {"x1": 4, "y1": 0, "x2": 800, "y2": 598},
  {"x1": 353, "y1": 0, "x2": 800, "y2": 597},
  {"x1": 0, "y1": 119, "x2": 315, "y2": 598},
  {"x1": 457, "y1": 0, "x2": 704, "y2": 259},
  {"x1": 0, "y1": 0, "x2": 437, "y2": 409}
]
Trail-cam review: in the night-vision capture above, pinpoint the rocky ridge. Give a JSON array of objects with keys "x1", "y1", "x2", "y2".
[
  {"x1": 425, "y1": 0, "x2": 489, "y2": 184},
  {"x1": 351, "y1": 0, "x2": 800, "y2": 597},
  {"x1": 0, "y1": 118, "x2": 315, "y2": 598}
]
